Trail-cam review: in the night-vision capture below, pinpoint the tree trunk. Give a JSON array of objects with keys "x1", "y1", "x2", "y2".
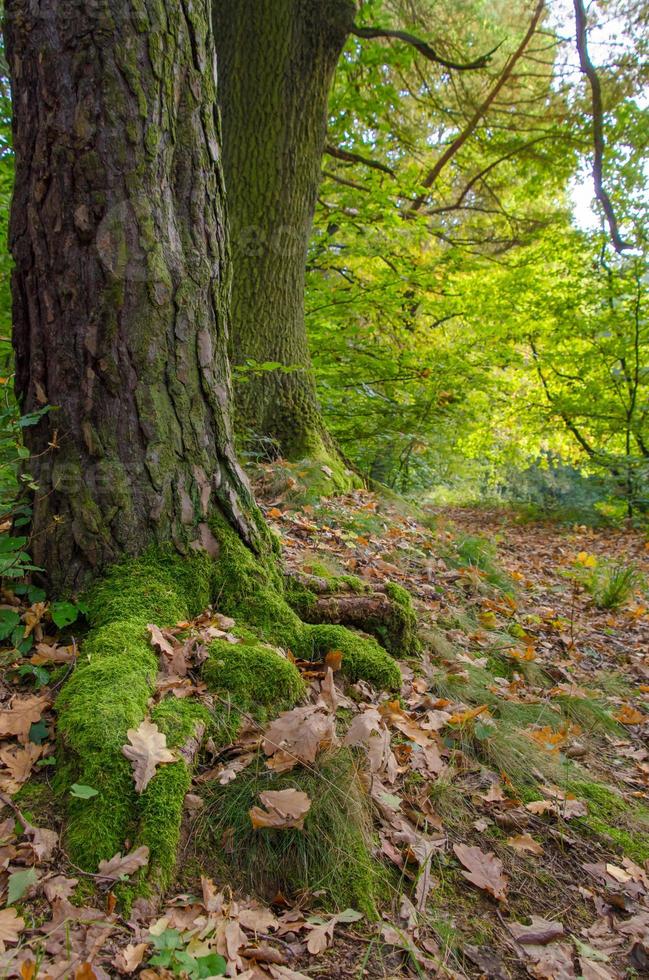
[
  {"x1": 213, "y1": 0, "x2": 355, "y2": 462},
  {"x1": 7, "y1": 0, "x2": 260, "y2": 594}
]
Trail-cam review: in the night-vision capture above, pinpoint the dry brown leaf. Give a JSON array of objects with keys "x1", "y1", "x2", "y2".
[
  {"x1": 112, "y1": 942, "x2": 149, "y2": 974},
  {"x1": 0, "y1": 907, "x2": 25, "y2": 951},
  {"x1": 0, "y1": 742, "x2": 42, "y2": 790},
  {"x1": 148, "y1": 624, "x2": 188, "y2": 677},
  {"x1": 44, "y1": 875, "x2": 79, "y2": 902},
  {"x1": 250, "y1": 789, "x2": 311, "y2": 830},
  {"x1": 122, "y1": 719, "x2": 176, "y2": 792},
  {"x1": 506, "y1": 833, "x2": 544, "y2": 856},
  {"x1": 0, "y1": 695, "x2": 49, "y2": 743},
  {"x1": 97, "y1": 845, "x2": 150, "y2": 882},
  {"x1": 319, "y1": 667, "x2": 337, "y2": 711},
  {"x1": 28, "y1": 825, "x2": 59, "y2": 862},
  {"x1": 508, "y1": 916, "x2": 564, "y2": 945},
  {"x1": 31, "y1": 642, "x2": 77, "y2": 664},
  {"x1": 238, "y1": 906, "x2": 279, "y2": 933},
  {"x1": 453, "y1": 843, "x2": 508, "y2": 901},
  {"x1": 306, "y1": 919, "x2": 335, "y2": 955},
  {"x1": 263, "y1": 705, "x2": 336, "y2": 772}
]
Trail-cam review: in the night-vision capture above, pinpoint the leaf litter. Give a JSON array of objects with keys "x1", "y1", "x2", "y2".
[{"x1": 1, "y1": 483, "x2": 649, "y2": 976}]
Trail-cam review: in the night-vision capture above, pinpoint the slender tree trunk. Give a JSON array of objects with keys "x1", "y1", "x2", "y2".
[
  {"x1": 7, "y1": 0, "x2": 260, "y2": 593},
  {"x1": 213, "y1": 0, "x2": 355, "y2": 461}
]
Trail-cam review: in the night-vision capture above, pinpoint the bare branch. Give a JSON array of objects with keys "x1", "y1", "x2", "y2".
[
  {"x1": 324, "y1": 143, "x2": 395, "y2": 176},
  {"x1": 351, "y1": 24, "x2": 499, "y2": 72},
  {"x1": 573, "y1": 0, "x2": 630, "y2": 253},
  {"x1": 410, "y1": 0, "x2": 545, "y2": 212}
]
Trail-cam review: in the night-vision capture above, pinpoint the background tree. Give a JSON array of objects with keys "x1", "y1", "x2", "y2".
[{"x1": 214, "y1": 0, "x2": 501, "y2": 469}]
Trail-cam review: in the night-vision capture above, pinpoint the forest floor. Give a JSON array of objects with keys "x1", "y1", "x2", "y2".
[{"x1": 1, "y1": 468, "x2": 649, "y2": 979}]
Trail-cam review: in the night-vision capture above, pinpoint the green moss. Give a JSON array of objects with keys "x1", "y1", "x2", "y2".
[
  {"x1": 382, "y1": 582, "x2": 419, "y2": 657},
  {"x1": 85, "y1": 548, "x2": 214, "y2": 628},
  {"x1": 203, "y1": 639, "x2": 306, "y2": 711},
  {"x1": 201, "y1": 749, "x2": 378, "y2": 915},
  {"x1": 309, "y1": 624, "x2": 401, "y2": 691},
  {"x1": 139, "y1": 760, "x2": 192, "y2": 892},
  {"x1": 151, "y1": 697, "x2": 212, "y2": 747},
  {"x1": 210, "y1": 515, "x2": 403, "y2": 691},
  {"x1": 55, "y1": 550, "x2": 212, "y2": 876},
  {"x1": 566, "y1": 779, "x2": 649, "y2": 863}
]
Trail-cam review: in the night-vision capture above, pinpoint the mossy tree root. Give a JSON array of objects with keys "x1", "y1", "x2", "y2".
[
  {"x1": 55, "y1": 551, "x2": 216, "y2": 896},
  {"x1": 285, "y1": 571, "x2": 420, "y2": 658},
  {"x1": 53, "y1": 516, "x2": 416, "y2": 904}
]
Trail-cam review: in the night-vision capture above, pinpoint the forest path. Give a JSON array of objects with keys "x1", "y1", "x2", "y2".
[{"x1": 1, "y1": 478, "x2": 648, "y2": 978}]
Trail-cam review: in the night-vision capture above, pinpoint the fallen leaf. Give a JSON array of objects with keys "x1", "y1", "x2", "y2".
[
  {"x1": 97, "y1": 845, "x2": 150, "y2": 882},
  {"x1": 0, "y1": 742, "x2": 43, "y2": 790},
  {"x1": 112, "y1": 942, "x2": 149, "y2": 974},
  {"x1": 0, "y1": 695, "x2": 49, "y2": 743},
  {"x1": 614, "y1": 704, "x2": 646, "y2": 725},
  {"x1": 508, "y1": 916, "x2": 565, "y2": 945},
  {"x1": 44, "y1": 875, "x2": 78, "y2": 902},
  {"x1": 122, "y1": 719, "x2": 176, "y2": 792},
  {"x1": 263, "y1": 705, "x2": 336, "y2": 773},
  {"x1": 506, "y1": 833, "x2": 544, "y2": 856},
  {"x1": 453, "y1": 843, "x2": 508, "y2": 901},
  {"x1": 250, "y1": 789, "x2": 311, "y2": 830},
  {"x1": 0, "y1": 907, "x2": 25, "y2": 951}
]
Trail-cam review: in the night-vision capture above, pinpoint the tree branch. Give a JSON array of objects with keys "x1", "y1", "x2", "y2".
[
  {"x1": 325, "y1": 143, "x2": 395, "y2": 176},
  {"x1": 409, "y1": 0, "x2": 545, "y2": 212},
  {"x1": 350, "y1": 24, "x2": 499, "y2": 72},
  {"x1": 573, "y1": 0, "x2": 630, "y2": 253}
]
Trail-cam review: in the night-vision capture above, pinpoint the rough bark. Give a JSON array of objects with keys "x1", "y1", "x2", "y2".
[
  {"x1": 213, "y1": 0, "x2": 355, "y2": 461},
  {"x1": 7, "y1": 0, "x2": 261, "y2": 593}
]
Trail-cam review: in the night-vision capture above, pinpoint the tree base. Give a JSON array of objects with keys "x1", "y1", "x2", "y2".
[{"x1": 52, "y1": 516, "x2": 417, "y2": 907}]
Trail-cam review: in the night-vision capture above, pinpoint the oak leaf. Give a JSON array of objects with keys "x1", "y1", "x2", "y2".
[
  {"x1": 506, "y1": 833, "x2": 544, "y2": 856},
  {"x1": 0, "y1": 907, "x2": 25, "y2": 951},
  {"x1": 453, "y1": 843, "x2": 508, "y2": 901},
  {"x1": 112, "y1": 942, "x2": 149, "y2": 974},
  {"x1": 250, "y1": 789, "x2": 311, "y2": 830},
  {"x1": 97, "y1": 845, "x2": 150, "y2": 882},
  {"x1": 122, "y1": 719, "x2": 176, "y2": 792},
  {"x1": 263, "y1": 705, "x2": 336, "y2": 773},
  {"x1": 0, "y1": 695, "x2": 49, "y2": 743}
]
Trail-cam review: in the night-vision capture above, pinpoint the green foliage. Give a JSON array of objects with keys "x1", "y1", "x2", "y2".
[{"x1": 585, "y1": 561, "x2": 645, "y2": 610}]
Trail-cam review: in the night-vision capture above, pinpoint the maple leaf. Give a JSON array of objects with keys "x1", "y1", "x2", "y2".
[
  {"x1": 453, "y1": 843, "x2": 508, "y2": 901},
  {"x1": 250, "y1": 789, "x2": 312, "y2": 829},
  {"x1": 122, "y1": 719, "x2": 176, "y2": 792},
  {"x1": 0, "y1": 907, "x2": 25, "y2": 951},
  {"x1": 97, "y1": 845, "x2": 150, "y2": 882}
]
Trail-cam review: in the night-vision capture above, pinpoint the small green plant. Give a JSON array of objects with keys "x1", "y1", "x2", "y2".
[
  {"x1": 575, "y1": 558, "x2": 645, "y2": 610},
  {"x1": 445, "y1": 534, "x2": 512, "y2": 592},
  {"x1": 147, "y1": 928, "x2": 226, "y2": 978}
]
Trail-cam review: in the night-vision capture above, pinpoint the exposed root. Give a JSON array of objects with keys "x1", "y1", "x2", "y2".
[{"x1": 52, "y1": 515, "x2": 418, "y2": 905}]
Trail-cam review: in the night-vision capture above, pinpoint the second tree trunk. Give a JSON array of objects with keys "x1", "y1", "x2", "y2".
[{"x1": 214, "y1": 0, "x2": 354, "y2": 461}]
